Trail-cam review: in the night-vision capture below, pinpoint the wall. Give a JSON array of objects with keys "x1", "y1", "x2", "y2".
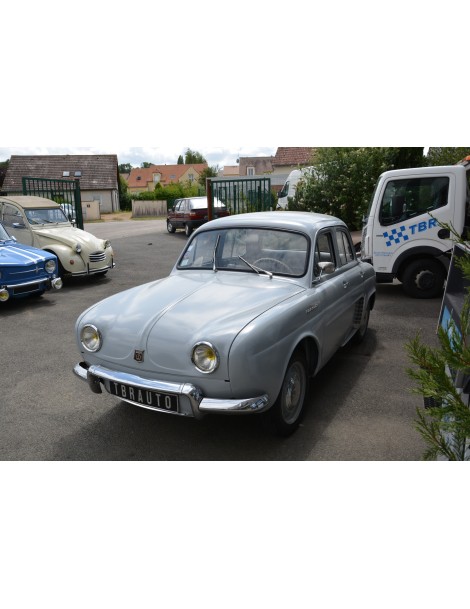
[{"x1": 132, "y1": 200, "x2": 168, "y2": 218}]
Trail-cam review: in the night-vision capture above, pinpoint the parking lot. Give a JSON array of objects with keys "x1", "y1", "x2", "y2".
[{"x1": 0, "y1": 218, "x2": 441, "y2": 460}]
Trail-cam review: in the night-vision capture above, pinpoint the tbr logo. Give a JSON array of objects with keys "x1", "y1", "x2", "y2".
[
  {"x1": 382, "y1": 218, "x2": 438, "y2": 248},
  {"x1": 383, "y1": 226, "x2": 409, "y2": 247}
]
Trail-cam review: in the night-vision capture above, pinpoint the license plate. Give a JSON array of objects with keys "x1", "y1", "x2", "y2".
[{"x1": 108, "y1": 381, "x2": 179, "y2": 413}]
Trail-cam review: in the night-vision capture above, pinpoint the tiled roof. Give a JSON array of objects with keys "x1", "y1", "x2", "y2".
[
  {"x1": 273, "y1": 148, "x2": 316, "y2": 167},
  {"x1": 127, "y1": 164, "x2": 208, "y2": 189},
  {"x1": 2, "y1": 155, "x2": 119, "y2": 192}
]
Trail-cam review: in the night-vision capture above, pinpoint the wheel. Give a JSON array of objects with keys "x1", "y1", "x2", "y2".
[
  {"x1": 185, "y1": 224, "x2": 193, "y2": 237},
  {"x1": 401, "y1": 259, "x2": 446, "y2": 299},
  {"x1": 265, "y1": 351, "x2": 308, "y2": 436},
  {"x1": 350, "y1": 303, "x2": 370, "y2": 345},
  {"x1": 253, "y1": 257, "x2": 294, "y2": 274},
  {"x1": 167, "y1": 221, "x2": 176, "y2": 234}
]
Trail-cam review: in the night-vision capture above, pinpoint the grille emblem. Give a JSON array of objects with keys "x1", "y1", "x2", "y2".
[{"x1": 134, "y1": 350, "x2": 145, "y2": 363}]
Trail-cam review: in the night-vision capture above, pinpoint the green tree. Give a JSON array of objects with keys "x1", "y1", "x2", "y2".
[
  {"x1": 184, "y1": 149, "x2": 206, "y2": 164},
  {"x1": 118, "y1": 163, "x2": 133, "y2": 174},
  {"x1": 198, "y1": 166, "x2": 219, "y2": 190},
  {"x1": 426, "y1": 147, "x2": 470, "y2": 166},
  {"x1": 118, "y1": 174, "x2": 132, "y2": 211},
  {"x1": 141, "y1": 162, "x2": 152, "y2": 168},
  {"x1": 177, "y1": 155, "x2": 184, "y2": 165},
  {"x1": 406, "y1": 225, "x2": 470, "y2": 460},
  {"x1": 293, "y1": 147, "x2": 425, "y2": 231}
]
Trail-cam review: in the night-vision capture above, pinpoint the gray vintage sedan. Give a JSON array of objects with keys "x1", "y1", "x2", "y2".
[{"x1": 74, "y1": 212, "x2": 376, "y2": 435}]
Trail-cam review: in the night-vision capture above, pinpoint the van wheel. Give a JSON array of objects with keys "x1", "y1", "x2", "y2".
[
  {"x1": 185, "y1": 224, "x2": 193, "y2": 237},
  {"x1": 401, "y1": 259, "x2": 446, "y2": 299},
  {"x1": 264, "y1": 351, "x2": 308, "y2": 437},
  {"x1": 167, "y1": 221, "x2": 176, "y2": 234}
]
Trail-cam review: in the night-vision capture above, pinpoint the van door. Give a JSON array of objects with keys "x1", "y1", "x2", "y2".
[{"x1": 372, "y1": 173, "x2": 454, "y2": 275}]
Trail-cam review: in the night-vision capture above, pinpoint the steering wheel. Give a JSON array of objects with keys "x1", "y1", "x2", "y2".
[{"x1": 253, "y1": 257, "x2": 294, "y2": 274}]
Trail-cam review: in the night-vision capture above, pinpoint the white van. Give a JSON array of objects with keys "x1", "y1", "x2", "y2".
[{"x1": 277, "y1": 167, "x2": 315, "y2": 209}]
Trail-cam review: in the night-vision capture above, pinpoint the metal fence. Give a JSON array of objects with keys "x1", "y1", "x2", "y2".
[
  {"x1": 22, "y1": 176, "x2": 84, "y2": 229},
  {"x1": 209, "y1": 177, "x2": 272, "y2": 215}
]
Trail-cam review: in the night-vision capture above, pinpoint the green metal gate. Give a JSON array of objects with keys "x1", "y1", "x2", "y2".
[
  {"x1": 209, "y1": 177, "x2": 272, "y2": 216},
  {"x1": 22, "y1": 176, "x2": 84, "y2": 229}
]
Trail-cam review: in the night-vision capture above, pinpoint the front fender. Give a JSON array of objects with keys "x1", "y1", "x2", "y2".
[{"x1": 43, "y1": 244, "x2": 87, "y2": 273}]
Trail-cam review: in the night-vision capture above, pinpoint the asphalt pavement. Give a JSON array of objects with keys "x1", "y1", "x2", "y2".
[{"x1": 0, "y1": 218, "x2": 440, "y2": 460}]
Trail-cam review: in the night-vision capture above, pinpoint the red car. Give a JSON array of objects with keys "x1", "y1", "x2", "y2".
[{"x1": 167, "y1": 197, "x2": 230, "y2": 237}]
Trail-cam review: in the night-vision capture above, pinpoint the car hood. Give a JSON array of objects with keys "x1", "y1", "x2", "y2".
[
  {"x1": 78, "y1": 272, "x2": 305, "y2": 375},
  {"x1": 0, "y1": 242, "x2": 52, "y2": 266},
  {"x1": 33, "y1": 225, "x2": 105, "y2": 249}
]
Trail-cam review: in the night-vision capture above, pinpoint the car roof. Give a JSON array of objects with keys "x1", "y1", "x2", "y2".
[
  {"x1": 0, "y1": 196, "x2": 60, "y2": 209},
  {"x1": 201, "y1": 211, "x2": 347, "y2": 235}
]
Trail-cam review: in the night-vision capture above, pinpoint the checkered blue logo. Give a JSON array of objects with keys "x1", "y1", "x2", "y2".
[{"x1": 383, "y1": 226, "x2": 410, "y2": 247}]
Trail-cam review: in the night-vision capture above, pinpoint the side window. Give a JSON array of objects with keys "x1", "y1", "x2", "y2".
[
  {"x1": 2, "y1": 203, "x2": 24, "y2": 229},
  {"x1": 314, "y1": 232, "x2": 336, "y2": 277},
  {"x1": 379, "y1": 177, "x2": 450, "y2": 226},
  {"x1": 335, "y1": 230, "x2": 355, "y2": 266}
]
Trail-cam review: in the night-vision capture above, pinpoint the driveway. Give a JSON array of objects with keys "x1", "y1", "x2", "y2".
[{"x1": 0, "y1": 219, "x2": 438, "y2": 460}]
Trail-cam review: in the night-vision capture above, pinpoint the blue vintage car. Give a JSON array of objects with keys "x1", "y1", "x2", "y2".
[
  {"x1": 74, "y1": 212, "x2": 376, "y2": 435},
  {"x1": 0, "y1": 222, "x2": 63, "y2": 302}
]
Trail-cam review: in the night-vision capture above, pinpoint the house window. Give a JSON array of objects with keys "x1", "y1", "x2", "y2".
[
  {"x1": 247, "y1": 167, "x2": 255, "y2": 176},
  {"x1": 137, "y1": 176, "x2": 142, "y2": 181},
  {"x1": 188, "y1": 174, "x2": 194, "y2": 183},
  {"x1": 153, "y1": 173, "x2": 161, "y2": 183},
  {"x1": 170, "y1": 175, "x2": 176, "y2": 180},
  {"x1": 74, "y1": 171, "x2": 82, "y2": 177},
  {"x1": 63, "y1": 171, "x2": 70, "y2": 177}
]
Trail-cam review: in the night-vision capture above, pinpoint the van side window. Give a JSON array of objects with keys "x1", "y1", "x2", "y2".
[
  {"x1": 379, "y1": 177, "x2": 449, "y2": 226},
  {"x1": 314, "y1": 232, "x2": 336, "y2": 277}
]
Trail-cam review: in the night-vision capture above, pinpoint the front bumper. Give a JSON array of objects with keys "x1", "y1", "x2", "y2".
[
  {"x1": 74, "y1": 362, "x2": 270, "y2": 419},
  {"x1": 1, "y1": 276, "x2": 62, "y2": 299}
]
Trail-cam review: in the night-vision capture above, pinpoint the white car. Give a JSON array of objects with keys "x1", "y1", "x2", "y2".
[{"x1": 0, "y1": 196, "x2": 114, "y2": 278}]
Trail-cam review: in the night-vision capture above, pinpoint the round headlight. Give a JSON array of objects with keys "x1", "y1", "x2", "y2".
[
  {"x1": 45, "y1": 259, "x2": 56, "y2": 274},
  {"x1": 104, "y1": 240, "x2": 111, "y2": 249},
  {"x1": 75, "y1": 244, "x2": 82, "y2": 254},
  {"x1": 0, "y1": 289, "x2": 10, "y2": 302},
  {"x1": 192, "y1": 342, "x2": 220, "y2": 374},
  {"x1": 80, "y1": 324, "x2": 102, "y2": 352}
]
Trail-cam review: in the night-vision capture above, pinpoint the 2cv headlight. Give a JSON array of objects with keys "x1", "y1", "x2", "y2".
[
  {"x1": 80, "y1": 325, "x2": 103, "y2": 353},
  {"x1": 192, "y1": 342, "x2": 220, "y2": 374}
]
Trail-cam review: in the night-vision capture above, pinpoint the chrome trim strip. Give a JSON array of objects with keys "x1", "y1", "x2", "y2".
[
  {"x1": 73, "y1": 362, "x2": 270, "y2": 417},
  {"x1": 4, "y1": 278, "x2": 49, "y2": 289}
]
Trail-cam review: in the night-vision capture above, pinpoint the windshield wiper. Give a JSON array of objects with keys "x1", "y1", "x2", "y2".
[{"x1": 238, "y1": 256, "x2": 273, "y2": 279}]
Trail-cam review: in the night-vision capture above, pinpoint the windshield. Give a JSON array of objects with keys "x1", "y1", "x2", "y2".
[
  {"x1": 178, "y1": 227, "x2": 310, "y2": 277},
  {"x1": 25, "y1": 208, "x2": 69, "y2": 225},
  {"x1": 0, "y1": 223, "x2": 12, "y2": 241}
]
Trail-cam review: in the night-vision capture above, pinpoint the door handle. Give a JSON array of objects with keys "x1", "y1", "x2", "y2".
[{"x1": 343, "y1": 281, "x2": 350, "y2": 289}]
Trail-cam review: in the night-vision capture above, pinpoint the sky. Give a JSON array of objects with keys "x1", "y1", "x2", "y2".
[{"x1": 0, "y1": 147, "x2": 276, "y2": 169}]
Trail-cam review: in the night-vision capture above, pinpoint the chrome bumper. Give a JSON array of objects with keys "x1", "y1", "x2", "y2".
[
  {"x1": 5, "y1": 276, "x2": 62, "y2": 290},
  {"x1": 74, "y1": 362, "x2": 270, "y2": 419}
]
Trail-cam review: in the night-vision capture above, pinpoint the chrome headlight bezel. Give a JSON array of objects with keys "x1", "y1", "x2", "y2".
[
  {"x1": 191, "y1": 342, "x2": 220, "y2": 374},
  {"x1": 45, "y1": 259, "x2": 56, "y2": 274},
  {"x1": 75, "y1": 244, "x2": 82, "y2": 254},
  {"x1": 80, "y1": 324, "x2": 103, "y2": 353}
]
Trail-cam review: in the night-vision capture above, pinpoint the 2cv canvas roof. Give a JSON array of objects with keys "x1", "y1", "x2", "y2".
[{"x1": 0, "y1": 196, "x2": 60, "y2": 209}]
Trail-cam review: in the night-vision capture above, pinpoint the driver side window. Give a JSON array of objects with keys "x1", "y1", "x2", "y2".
[{"x1": 314, "y1": 232, "x2": 336, "y2": 277}]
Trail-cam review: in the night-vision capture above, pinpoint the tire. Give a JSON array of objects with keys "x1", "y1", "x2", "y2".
[
  {"x1": 185, "y1": 224, "x2": 193, "y2": 238},
  {"x1": 265, "y1": 351, "x2": 308, "y2": 437},
  {"x1": 401, "y1": 258, "x2": 446, "y2": 299},
  {"x1": 167, "y1": 221, "x2": 176, "y2": 234}
]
